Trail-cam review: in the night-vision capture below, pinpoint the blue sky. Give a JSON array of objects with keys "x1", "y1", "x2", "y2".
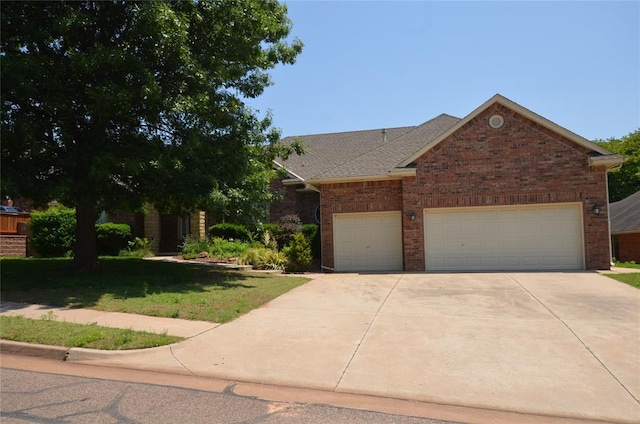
[{"x1": 247, "y1": 1, "x2": 639, "y2": 141}]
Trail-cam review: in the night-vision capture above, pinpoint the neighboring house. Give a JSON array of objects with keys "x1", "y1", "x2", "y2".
[
  {"x1": 0, "y1": 200, "x2": 31, "y2": 257},
  {"x1": 609, "y1": 191, "x2": 640, "y2": 263},
  {"x1": 271, "y1": 94, "x2": 624, "y2": 272},
  {"x1": 105, "y1": 206, "x2": 207, "y2": 254}
]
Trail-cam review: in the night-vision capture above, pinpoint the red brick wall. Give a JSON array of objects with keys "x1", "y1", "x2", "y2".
[
  {"x1": 405, "y1": 103, "x2": 609, "y2": 270},
  {"x1": 269, "y1": 179, "x2": 320, "y2": 224},
  {"x1": 616, "y1": 233, "x2": 640, "y2": 263},
  {"x1": 0, "y1": 235, "x2": 28, "y2": 257},
  {"x1": 319, "y1": 180, "x2": 403, "y2": 270}
]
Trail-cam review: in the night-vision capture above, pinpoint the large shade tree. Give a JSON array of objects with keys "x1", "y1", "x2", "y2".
[
  {"x1": 1, "y1": 1, "x2": 303, "y2": 268},
  {"x1": 596, "y1": 129, "x2": 640, "y2": 203}
]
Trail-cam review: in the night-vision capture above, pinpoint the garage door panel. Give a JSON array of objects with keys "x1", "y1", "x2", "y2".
[
  {"x1": 334, "y1": 212, "x2": 402, "y2": 272},
  {"x1": 425, "y1": 204, "x2": 583, "y2": 271}
]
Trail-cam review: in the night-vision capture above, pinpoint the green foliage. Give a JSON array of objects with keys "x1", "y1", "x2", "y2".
[
  {"x1": 0, "y1": 315, "x2": 182, "y2": 350},
  {"x1": 209, "y1": 238, "x2": 249, "y2": 259},
  {"x1": 239, "y1": 247, "x2": 287, "y2": 271},
  {"x1": 119, "y1": 237, "x2": 154, "y2": 258},
  {"x1": 283, "y1": 233, "x2": 313, "y2": 272},
  {"x1": 181, "y1": 236, "x2": 249, "y2": 260},
  {"x1": 278, "y1": 214, "x2": 302, "y2": 247},
  {"x1": 614, "y1": 261, "x2": 640, "y2": 269},
  {"x1": 181, "y1": 236, "x2": 211, "y2": 260},
  {"x1": 208, "y1": 223, "x2": 252, "y2": 242},
  {"x1": 302, "y1": 223, "x2": 321, "y2": 258},
  {"x1": 596, "y1": 129, "x2": 640, "y2": 202},
  {"x1": 260, "y1": 228, "x2": 279, "y2": 250},
  {"x1": 1, "y1": 1, "x2": 304, "y2": 267},
  {"x1": 260, "y1": 223, "x2": 280, "y2": 244},
  {"x1": 29, "y1": 206, "x2": 76, "y2": 257},
  {"x1": 95, "y1": 223, "x2": 133, "y2": 256},
  {"x1": 603, "y1": 273, "x2": 640, "y2": 289}
]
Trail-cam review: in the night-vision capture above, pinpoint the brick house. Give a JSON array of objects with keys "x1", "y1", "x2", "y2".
[
  {"x1": 103, "y1": 206, "x2": 207, "y2": 254},
  {"x1": 610, "y1": 191, "x2": 640, "y2": 263},
  {"x1": 270, "y1": 94, "x2": 624, "y2": 272}
]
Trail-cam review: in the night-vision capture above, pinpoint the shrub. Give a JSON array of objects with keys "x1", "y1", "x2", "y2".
[
  {"x1": 30, "y1": 206, "x2": 76, "y2": 257},
  {"x1": 208, "y1": 223, "x2": 252, "y2": 242},
  {"x1": 181, "y1": 235, "x2": 211, "y2": 260},
  {"x1": 119, "y1": 237, "x2": 154, "y2": 258},
  {"x1": 96, "y1": 223, "x2": 133, "y2": 256},
  {"x1": 278, "y1": 214, "x2": 302, "y2": 247},
  {"x1": 302, "y1": 223, "x2": 321, "y2": 258},
  {"x1": 238, "y1": 247, "x2": 287, "y2": 270},
  {"x1": 209, "y1": 237, "x2": 249, "y2": 259},
  {"x1": 259, "y1": 223, "x2": 280, "y2": 245},
  {"x1": 283, "y1": 233, "x2": 312, "y2": 272}
]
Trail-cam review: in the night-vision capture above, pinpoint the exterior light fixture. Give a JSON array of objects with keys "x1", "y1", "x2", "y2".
[
  {"x1": 409, "y1": 211, "x2": 416, "y2": 222},
  {"x1": 592, "y1": 204, "x2": 601, "y2": 215}
]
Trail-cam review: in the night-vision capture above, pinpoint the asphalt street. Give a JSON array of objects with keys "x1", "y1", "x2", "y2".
[{"x1": 1, "y1": 366, "x2": 456, "y2": 424}]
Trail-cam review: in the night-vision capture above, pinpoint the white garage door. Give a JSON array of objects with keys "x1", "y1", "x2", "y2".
[
  {"x1": 334, "y1": 212, "x2": 403, "y2": 272},
  {"x1": 424, "y1": 203, "x2": 584, "y2": 271}
]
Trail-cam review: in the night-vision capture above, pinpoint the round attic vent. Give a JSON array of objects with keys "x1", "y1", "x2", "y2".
[{"x1": 489, "y1": 114, "x2": 504, "y2": 128}]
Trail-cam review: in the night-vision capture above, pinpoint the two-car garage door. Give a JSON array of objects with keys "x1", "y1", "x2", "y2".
[
  {"x1": 332, "y1": 204, "x2": 584, "y2": 272},
  {"x1": 424, "y1": 203, "x2": 584, "y2": 271}
]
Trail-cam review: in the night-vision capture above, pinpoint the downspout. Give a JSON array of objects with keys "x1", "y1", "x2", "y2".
[
  {"x1": 605, "y1": 162, "x2": 624, "y2": 267},
  {"x1": 606, "y1": 171, "x2": 613, "y2": 267}
]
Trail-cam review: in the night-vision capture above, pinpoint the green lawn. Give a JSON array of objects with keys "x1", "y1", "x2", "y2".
[
  {"x1": 0, "y1": 315, "x2": 182, "y2": 350},
  {"x1": 614, "y1": 261, "x2": 640, "y2": 269},
  {"x1": 603, "y1": 273, "x2": 640, "y2": 289},
  {"x1": 0, "y1": 258, "x2": 309, "y2": 323}
]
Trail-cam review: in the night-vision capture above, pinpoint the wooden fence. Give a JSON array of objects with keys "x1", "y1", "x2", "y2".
[{"x1": 0, "y1": 213, "x2": 31, "y2": 235}]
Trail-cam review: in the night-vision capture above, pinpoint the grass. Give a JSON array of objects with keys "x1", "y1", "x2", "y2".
[
  {"x1": 0, "y1": 257, "x2": 309, "y2": 323},
  {"x1": 614, "y1": 261, "x2": 640, "y2": 269},
  {"x1": 0, "y1": 315, "x2": 182, "y2": 350},
  {"x1": 603, "y1": 273, "x2": 640, "y2": 289}
]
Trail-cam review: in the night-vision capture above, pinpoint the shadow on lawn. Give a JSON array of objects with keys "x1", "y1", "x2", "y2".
[{"x1": 0, "y1": 257, "x2": 260, "y2": 308}]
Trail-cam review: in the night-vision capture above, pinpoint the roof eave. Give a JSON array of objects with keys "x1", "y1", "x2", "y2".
[
  {"x1": 274, "y1": 160, "x2": 307, "y2": 183},
  {"x1": 588, "y1": 154, "x2": 626, "y2": 169},
  {"x1": 306, "y1": 173, "x2": 410, "y2": 185},
  {"x1": 611, "y1": 229, "x2": 640, "y2": 235}
]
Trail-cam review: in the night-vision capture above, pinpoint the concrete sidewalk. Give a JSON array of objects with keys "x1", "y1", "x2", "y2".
[
  {"x1": 2, "y1": 271, "x2": 639, "y2": 423},
  {"x1": 0, "y1": 301, "x2": 218, "y2": 338}
]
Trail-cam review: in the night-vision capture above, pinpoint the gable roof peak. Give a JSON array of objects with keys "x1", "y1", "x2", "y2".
[{"x1": 399, "y1": 94, "x2": 618, "y2": 167}]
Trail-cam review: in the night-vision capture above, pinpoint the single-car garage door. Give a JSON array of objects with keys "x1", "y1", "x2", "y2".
[
  {"x1": 334, "y1": 211, "x2": 403, "y2": 272},
  {"x1": 424, "y1": 203, "x2": 584, "y2": 271}
]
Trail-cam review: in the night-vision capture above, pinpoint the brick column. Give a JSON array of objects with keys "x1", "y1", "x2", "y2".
[
  {"x1": 144, "y1": 204, "x2": 161, "y2": 254},
  {"x1": 190, "y1": 210, "x2": 206, "y2": 239}
]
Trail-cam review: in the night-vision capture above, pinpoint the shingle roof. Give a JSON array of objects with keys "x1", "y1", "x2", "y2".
[
  {"x1": 610, "y1": 191, "x2": 640, "y2": 233},
  {"x1": 278, "y1": 114, "x2": 460, "y2": 181}
]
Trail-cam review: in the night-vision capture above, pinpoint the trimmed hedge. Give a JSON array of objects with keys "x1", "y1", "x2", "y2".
[
  {"x1": 208, "y1": 223, "x2": 252, "y2": 242},
  {"x1": 96, "y1": 223, "x2": 133, "y2": 256},
  {"x1": 29, "y1": 206, "x2": 76, "y2": 257}
]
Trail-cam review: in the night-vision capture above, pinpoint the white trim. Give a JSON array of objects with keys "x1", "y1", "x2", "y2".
[
  {"x1": 588, "y1": 155, "x2": 626, "y2": 169},
  {"x1": 400, "y1": 94, "x2": 615, "y2": 167},
  {"x1": 273, "y1": 160, "x2": 306, "y2": 182},
  {"x1": 387, "y1": 168, "x2": 417, "y2": 177},
  {"x1": 307, "y1": 174, "x2": 406, "y2": 185}
]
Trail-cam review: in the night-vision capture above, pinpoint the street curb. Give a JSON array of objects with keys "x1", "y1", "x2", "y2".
[{"x1": 0, "y1": 340, "x2": 68, "y2": 361}]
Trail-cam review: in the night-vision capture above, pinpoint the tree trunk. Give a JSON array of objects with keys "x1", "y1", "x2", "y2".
[{"x1": 71, "y1": 204, "x2": 99, "y2": 269}]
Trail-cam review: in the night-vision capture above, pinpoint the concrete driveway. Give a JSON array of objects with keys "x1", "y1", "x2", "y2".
[{"x1": 70, "y1": 272, "x2": 640, "y2": 423}]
